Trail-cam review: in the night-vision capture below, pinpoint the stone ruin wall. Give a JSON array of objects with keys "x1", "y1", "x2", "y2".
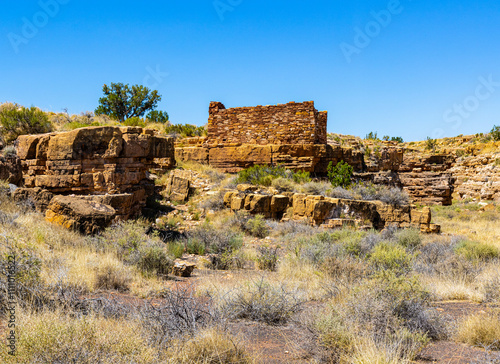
[
  {"x1": 207, "y1": 101, "x2": 327, "y2": 145},
  {"x1": 174, "y1": 101, "x2": 460, "y2": 206}
]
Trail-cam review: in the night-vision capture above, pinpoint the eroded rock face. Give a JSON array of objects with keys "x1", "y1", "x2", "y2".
[
  {"x1": 0, "y1": 155, "x2": 22, "y2": 185},
  {"x1": 224, "y1": 185, "x2": 440, "y2": 233}
]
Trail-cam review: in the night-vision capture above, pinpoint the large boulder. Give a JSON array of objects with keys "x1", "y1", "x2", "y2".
[
  {"x1": 45, "y1": 195, "x2": 116, "y2": 235},
  {"x1": 163, "y1": 169, "x2": 195, "y2": 203}
]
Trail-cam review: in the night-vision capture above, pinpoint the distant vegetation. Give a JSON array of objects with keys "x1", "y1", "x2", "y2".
[
  {"x1": 236, "y1": 164, "x2": 310, "y2": 187},
  {"x1": 95, "y1": 82, "x2": 162, "y2": 122},
  {"x1": 491, "y1": 125, "x2": 500, "y2": 141},
  {"x1": 165, "y1": 124, "x2": 207, "y2": 138}
]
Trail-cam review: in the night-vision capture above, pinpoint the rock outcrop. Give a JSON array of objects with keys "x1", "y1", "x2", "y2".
[
  {"x1": 224, "y1": 185, "x2": 440, "y2": 233},
  {"x1": 15, "y1": 126, "x2": 176, "y2": 232}
]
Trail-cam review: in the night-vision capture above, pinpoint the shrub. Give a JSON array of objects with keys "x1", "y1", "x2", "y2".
[
  {"x1": 94, "y1": 263, "x2": 132, "y2": 292},
  {"x1": 454, "y1": 240, "x2": 500, "y2": 262},
  {"x1": 455, "y1": 312, "x2": 500, "y2": 350},
  {"x1": 490, "y1": 125, "x2": 500, "y2": 141},
  {"x1": 122, "y1": 116, "x2": 146, "y2": 127},
  {"x1": 391, "y1": 136, "x2": 404, "y2": 143},
  {"x1": 301, "y1": 181, "x2": 332, "y2": 196},
  {"x1": 236, "y1": 164, "x2": 309, "y2": 187},
  {"x1": 0, "y1": 104, "x2": 52, "y2": 143},
  {"x1": 185, "y1": 222, "x2": 243, "y2": 256},
  {"x1": 369, "y1": 242, "x2": 415, "y2": 275},
  {"x1": 425, "y1": 137, "x2": 437, "y2": 151},
  {"x1": 165, "y1": 123, "x2": 206, "y2": 138},
  {"x1": 245, "y1": 215, "x2": 269, "y2": 238},
  {"x1": 256, "y1": 246, "x2": 279, "y2": 271},
  {"x1": 327, "y1": 160, "x2": 353, "y2": 188},
  {"x1": 221, "y1": 278, "x2": 304, "y2": 325},
  {"x1": 200, "y1": 191, "x2": 225, "y2": 211},
  {"x1": 271, "y1": 177, "x2": 296, "y2": 192},
  {"x1": 395, "y1": 229, "x2": 422, "y2": 249},
  {"x1": 349, "y1": 183, "x2": 410, "y2": 206},
  {"x1": 146, "y1": 110, "x2": 169, "y2": 124},
  {"x1": 137, "y1": 246, "x2": 174, "y2": 277}
]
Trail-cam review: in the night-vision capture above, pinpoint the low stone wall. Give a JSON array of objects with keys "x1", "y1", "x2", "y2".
[{"x1": 224, "y1": 185, "x2": 440, "y2": 233}]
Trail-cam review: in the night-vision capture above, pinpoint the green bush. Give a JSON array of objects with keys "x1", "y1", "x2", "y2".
[
  {"x1": 0, "y1": 104, "x2": 52, "y2": 143},
  {"x1": 395, "y1": 229, "x2": 422, "y2": 249},
  {"x1": 454, "y1": 240, "x2": 500, "y2": 262},
  {"x1": 245, "y1": 215, "x2": 269, "y2": 238},
  {"x1": 369, "y1": 242, "x2": 415, "y2": 275},
  {"x1": 122, "y1": 117, "x2": 146, "y2": 127},
  {"x1": 327, "y1": 160, "x2": 353, "y2": 188}
]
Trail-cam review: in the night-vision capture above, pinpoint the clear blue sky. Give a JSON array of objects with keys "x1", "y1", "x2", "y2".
[{"x1": 1, "y1": 0, "x2": 499, "y2": 141}]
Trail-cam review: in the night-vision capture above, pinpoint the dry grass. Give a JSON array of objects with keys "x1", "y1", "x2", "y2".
[
  {"x1": 455, "y1": 311, "x2": 500, "y2": 350},
  {"x1": 0, "y1": 308, "x2": 159, "y2": 363},
  {"x1": 166, "y1": 327, "x2": 254, "y2": 364}
]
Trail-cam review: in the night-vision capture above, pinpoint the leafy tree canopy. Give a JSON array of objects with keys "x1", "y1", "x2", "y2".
[{"x1": 95, "y1": 83, "x2": 161, "y2": 122}]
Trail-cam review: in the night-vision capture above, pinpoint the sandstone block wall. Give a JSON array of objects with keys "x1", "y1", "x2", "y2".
[{"x1": 207, "y1": 101, "x2": 327, "y2": 145}]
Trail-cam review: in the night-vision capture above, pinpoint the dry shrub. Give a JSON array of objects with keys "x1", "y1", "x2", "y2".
[
  {"x1": 455, "y1": 312, "x2": 500, "y2": 350},
  {"x1": 94, "y1": 262, "x2": 132, "y2": 292},
  {"x1": 220, "y1": 278, "x2": 305, "y2": 325}
]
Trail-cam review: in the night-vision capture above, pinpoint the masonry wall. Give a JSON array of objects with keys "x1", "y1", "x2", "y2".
[{"x1": 207, "y1": 101, "x2": 327, "y2": 145}]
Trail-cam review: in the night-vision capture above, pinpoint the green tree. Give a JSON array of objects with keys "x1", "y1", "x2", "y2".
[
  {"x1": 95, "y1": 83, "x2": 161, "y2": 122},
  {"x1": 327, "y1": 160, "x2": 354, "y2": 188},
  {"x1": 146, "y1": 110, "x2": 169, "y2": 123}
]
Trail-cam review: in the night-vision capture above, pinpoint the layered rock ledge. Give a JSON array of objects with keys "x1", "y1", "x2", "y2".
[{"x1": 15, "y1": 126, "x2": 176, "y2": 233}]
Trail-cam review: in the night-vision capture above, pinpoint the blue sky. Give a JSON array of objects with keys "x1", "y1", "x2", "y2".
[{"x1": 1, "y1": 0, "x2": 499, "y2": 141}]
